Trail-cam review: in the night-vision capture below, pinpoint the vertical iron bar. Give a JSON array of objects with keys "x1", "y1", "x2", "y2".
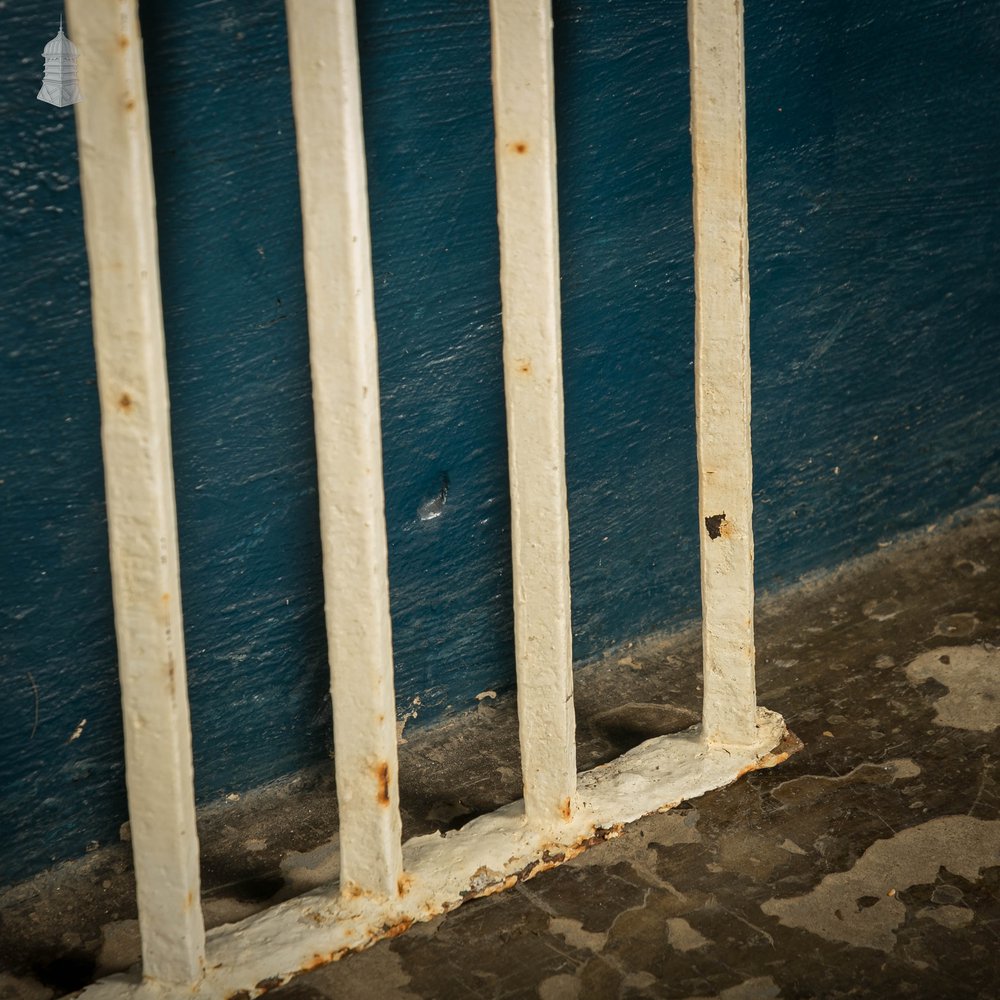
[
  {"x1": 490, "y1": 0, "x2": 577, "y2": 826},
  {"x1": 689, "y1": 0, "x2": 758, "y2": 744},
  {"x1": 67, "y1": 0, "x2": 205, "y2": 983},
  {"x1": 286, "y1": 0, "x2": 404, "y2": 896}
]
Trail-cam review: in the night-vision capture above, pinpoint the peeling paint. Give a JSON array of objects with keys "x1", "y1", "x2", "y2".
[
  {"x1": 704, "y1": 513, "x2": 727, "y2": 540},
  {"x1": 771, "y1": 758, "x2": 920, "y2": 806},
  {"x1": 761, "y1": 816, "x2": 1000, "y2": 951},
  {"x1": 905, "y1": 645, "x2": 1000, "y2": 732},
  {"x1": 538, "y1": 974, "x2": 579, "y2": 1000},
  {"x1": 934, "y1": 612, "x2": 979, "y2": 638},
  {"x1": 688, "y1": 977, "x2": 781, "y2": 1000},
  {"x1": 548, "y1": 917, "x2": 607, "y2": 953},
  {"x1": 862, "y1": 597, "x2": 902, "y2": 622},
  {"x1": 778, "y1": 838, "x2": 807, "y2": 856},
  {"x1": 917, "y1": 904, "x2": 974, "y2": 930},
  {"x1": 665, "y1": 916, "x2": 709, "y2": 952}
]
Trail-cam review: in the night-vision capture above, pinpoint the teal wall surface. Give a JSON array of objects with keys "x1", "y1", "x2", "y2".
[{"x1": 2, "y1": 0, "x2": 998, "y2": 885}]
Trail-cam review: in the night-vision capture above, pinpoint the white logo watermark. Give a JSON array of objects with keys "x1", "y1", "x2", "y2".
[{"x1": 37, "y1": 16, "x2": 82, "y2": 108}]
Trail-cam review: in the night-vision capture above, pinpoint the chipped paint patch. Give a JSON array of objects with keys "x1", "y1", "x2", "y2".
[
  {"x1": 761, "y1": 816, "x2": 1000, "y2": 951},
  {"x1": 665, "y1": 916, "x2": 709, "y2": 952},
  {"x1": 862, "y1": 597, "x2": 902, "y2": 622},
  {"x1": 716, "y1": 830, "x2": 791, "y2": 880},
  {"x1": 905, "y1": 645, "x2": 1000, "y2": 732},
  {"x1": 779, "y1": 838, "x2": 807, "y2": 856},
  {"x1": 917, "y1": 904, "x2": 974, "y2": 930},
  {"x1": 622, "y1": 972, "x2": 658, "y2": 991},
  {"x1": 548, "y1": 917, "x2": 607, "y2": 953},
  {"x1": 280, "y1": 836, "x2": 340, "y2": 895},
  {"x1": 566, "y1": 807, "x2": 701, "y2": 891},
  {"x1": 396, "y1": 697, "x2": 421, "y2": 745},
  {"x1": 644, "y1": 808, "x2": 702, "y2": 848},
  {"x1": 682, "y1": 976, "x2": 780, "y2": 1000},
  {"x1": 771, "y1": 758, "x2": 920, "y2": 806},
  {"x1": 934, "y1": 612, "x2": 979, "y2": 638},
  {"x1": 538, "y1": 973, "x2": 580, "y2": 1000}
]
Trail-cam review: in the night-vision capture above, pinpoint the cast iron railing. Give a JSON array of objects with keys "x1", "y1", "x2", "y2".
[{"x1": 66, "y1": 1, "x2": 790, "y2": 995}]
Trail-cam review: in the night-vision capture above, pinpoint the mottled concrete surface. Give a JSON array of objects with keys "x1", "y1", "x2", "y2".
[{"x1": 2, "y1": 508, "x2": 999, "y2": 998}]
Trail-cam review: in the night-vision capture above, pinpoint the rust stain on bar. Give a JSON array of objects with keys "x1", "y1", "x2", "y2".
[{"x1": 374, "y1": 761, "x2": 390, "y2": 806}]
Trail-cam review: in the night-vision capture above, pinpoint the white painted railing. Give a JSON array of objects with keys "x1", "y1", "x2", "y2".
[{"x1": 67, "y1": 1, "x2": 789, "y2": 996}]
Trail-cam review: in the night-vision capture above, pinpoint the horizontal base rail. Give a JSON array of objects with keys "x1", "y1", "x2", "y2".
[{"x1": 80, "y1": 709, "x2": 793, "y2": 999}]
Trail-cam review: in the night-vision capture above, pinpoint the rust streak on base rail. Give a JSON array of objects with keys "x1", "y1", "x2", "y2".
[{"x1": 79, "y1": 715, "x2": 795, "y2": 1000}]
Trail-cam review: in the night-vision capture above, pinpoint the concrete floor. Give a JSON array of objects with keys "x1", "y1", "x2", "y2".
[{"x1": 2, "y1": 507, "x2": 998, "y2": 999}]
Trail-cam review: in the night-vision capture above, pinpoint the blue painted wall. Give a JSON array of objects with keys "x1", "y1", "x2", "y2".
[{"x1": 2, "y1": 0, "x2": 998, "y2": 885}]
